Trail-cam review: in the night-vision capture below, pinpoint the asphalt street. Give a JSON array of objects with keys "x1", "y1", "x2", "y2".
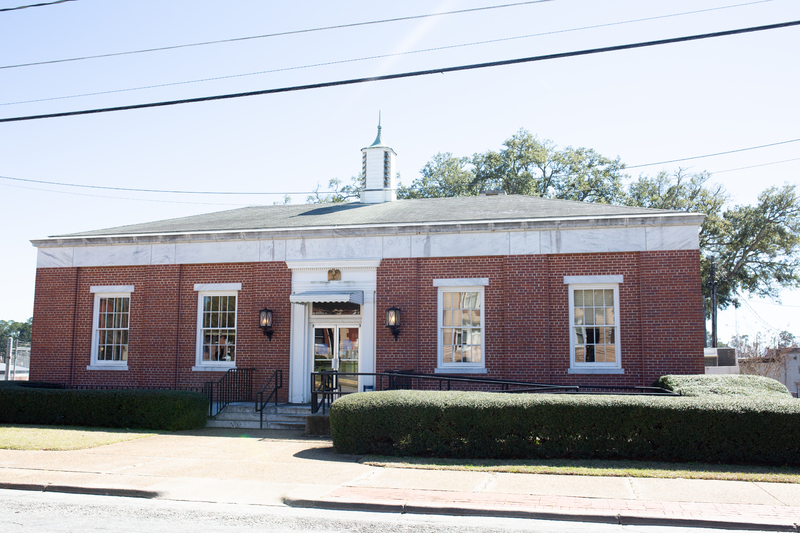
[{"x1": 0, "y1": 489, "x2": 775, "y2": 533}]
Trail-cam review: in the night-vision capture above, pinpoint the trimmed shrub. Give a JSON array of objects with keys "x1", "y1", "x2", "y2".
[
  {"x1": 656, "y1": 374, "x2": 791, "y2": 398},
  {"x1": 330, "y1": 389, "x2": 800, "y2": 464},
  {"x1": 0, "y1": 383, "x2": 207, "y2": 430}
]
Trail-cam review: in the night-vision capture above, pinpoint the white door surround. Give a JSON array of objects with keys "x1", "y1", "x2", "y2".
[{"x1": 286, "y1": 259, "x2": 380, "y2": 403}]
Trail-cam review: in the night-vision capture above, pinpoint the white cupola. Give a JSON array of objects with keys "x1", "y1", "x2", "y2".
[{"x1": 360, "y1": 116, "x2": 397, "y2": 204}]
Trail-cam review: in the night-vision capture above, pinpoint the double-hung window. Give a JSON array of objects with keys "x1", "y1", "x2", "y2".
[
  {"x1": 194, "y1": 283, "x2": 240, "y2": 371},
  {"x1": 89, "y1": 285, "x2": 133, "y2": 370},
  {"x1": 434, "y1": 278, "x2": 488, "y2": 373},
  {"x1": 566, "y1": 276, "x2": 623, "y2": 374}
]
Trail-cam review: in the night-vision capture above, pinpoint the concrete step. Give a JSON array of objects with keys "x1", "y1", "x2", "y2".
[
  {"x1": 205, "y1": 419, "x2": 305, "y2": 430},
  {"x1": 207, "y1": 402, "x2": 311, "y2": 430}
]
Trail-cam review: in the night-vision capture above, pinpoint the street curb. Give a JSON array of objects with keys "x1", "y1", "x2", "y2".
[
  {"x1": 0, "y1": 482, "x2": 161, "y2": 500},
  {"x1": 283, "y1": 497, "x2": 800, "y2": 532}
]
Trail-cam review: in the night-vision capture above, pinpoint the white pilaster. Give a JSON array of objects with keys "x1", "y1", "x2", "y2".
[{"x1": 288, "y1": 302, "x2": 310, "y2": 403}]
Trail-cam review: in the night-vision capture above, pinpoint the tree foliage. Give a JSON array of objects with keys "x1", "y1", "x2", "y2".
[
  {"x1": 0, "y1": 318, "x2": 32, "y2": 361},
  {"x1": 629, "y1": 175, "x2": 799, "y2": 311},
  {"x1": 307, "y1": 177, "x2": 362, "y2": 204},
  {"x1": 398, "y1": 129, "x2": 627, "y2": 203},
  {"x1": 710, "y1": 184, "x2": 800, "y2": 307},
  {"x1": 401, "y1": 129, "x2": 800, "y2": 315}
]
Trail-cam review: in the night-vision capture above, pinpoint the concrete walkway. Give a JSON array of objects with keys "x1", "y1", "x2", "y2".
[{"x1": 0, "y1": 428, "x2": 798, "y2": 531}]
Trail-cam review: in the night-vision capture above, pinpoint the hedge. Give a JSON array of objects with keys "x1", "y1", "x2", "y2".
[
  {"x1": 656, "y1": 374, "x2": 792, "y2": 398},
  {"x1": 0, "y1": 383, "x2": 208, "y2": 431},
  {"x1": 330, "y1": 388, "x2": 800, "y2": 464}
]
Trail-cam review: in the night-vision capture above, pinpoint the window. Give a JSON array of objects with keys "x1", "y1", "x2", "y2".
[
  {"x1": 567, "y1": 279, "x2": 622, "y2": 374},
  {"x1": 434, "y1": 279, "x2": 488, "y2": 373},
  {"x1": 89, "y1": 285, "x2": 133, "y2": 370},
  {"x1": 194, "y1": 283, "x2": 240, "y2": 370}
]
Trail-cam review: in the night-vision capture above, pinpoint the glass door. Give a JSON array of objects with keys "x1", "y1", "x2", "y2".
[{"x1": 313, "y1": 326, "x2": 359, "y2": 393}]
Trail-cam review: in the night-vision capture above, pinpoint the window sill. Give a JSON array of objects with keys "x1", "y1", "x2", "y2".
[
  {"x1": 434, "y1": 367, "x2": 487, "y2": 374},
  {"x1": 568, "y1": 367, "x2": 625, "y2": 375},
  {"x1": 192, "y1": 365, "x2": 236, "y2": 372},
  {"x1": 86, "y1": 364, "x2": 128, "y2": 371}
]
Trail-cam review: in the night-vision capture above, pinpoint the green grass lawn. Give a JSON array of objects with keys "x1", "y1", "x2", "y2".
[
  {"x1": 361, "y1": 456, "x2": 800, "y2": 484},
  {"x1": 0, "y1": 425, "x2": 158, "y2": 451}
]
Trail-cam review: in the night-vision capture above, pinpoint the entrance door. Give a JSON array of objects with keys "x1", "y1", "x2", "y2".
[{"x1": 313, "y1": 326, "x2": 360, "y2": 393}]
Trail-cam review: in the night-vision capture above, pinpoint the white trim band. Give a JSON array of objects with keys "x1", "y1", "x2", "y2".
[
  {"x1": 90, "y1": 285, "x2": 134, "y2": 293},
  {"x1": 433, "y1": 278, "x2": 490, "y2": 287},
  {"x1": 563, "y1": 275, "x2": 623, "y2": 284},
  {"x1": 86, "y1": 364, "x2": 129, "y2": 371},
  {"x1": 194, "y1": 283, "x2": 242, "y2": 292}
]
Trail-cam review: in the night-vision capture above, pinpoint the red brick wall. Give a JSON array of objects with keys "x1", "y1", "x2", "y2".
[
  {"x1": 30, "y1": 267, "x2": 78, "y2": 384},
  {"x1": 375, "y1": 251, "x2": 704, "y2": 387},
  {"x1": 30, "y1": 262, "x2": 292, "y2": 402},
  {"x1": 31, "y1": 250, "x2": 704, "y2": 394}
]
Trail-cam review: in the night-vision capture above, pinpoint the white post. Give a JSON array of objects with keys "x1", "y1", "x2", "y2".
[
  {"x1": 4, "y1": 338, "x2": 12, "y2": 381},
  {"x1": 10, "y1": 340, "x2": 16, "y2": 381}
]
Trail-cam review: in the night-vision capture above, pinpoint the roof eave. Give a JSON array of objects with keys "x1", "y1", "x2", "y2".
[{"x1": 31, "y1": 212, "x2": 705, "y2": 248}]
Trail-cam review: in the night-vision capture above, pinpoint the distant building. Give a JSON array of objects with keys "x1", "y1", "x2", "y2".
[
  {"x1": 740, "y1": 346, "x2": 800, "y2": 396},
  {"x1": 29, "y1": 125, "x2": 705, "y2": 402}
]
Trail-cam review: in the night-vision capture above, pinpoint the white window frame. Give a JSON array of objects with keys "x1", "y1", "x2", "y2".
[
  {"x1": 88, "y1": 285, "x2": 134, "y2": 371},
  {"x1": 434, "y1": 279, "x2": 488, "y2": 374},
  {"x1": 567, "y1": 279, "x2": 623, "y2": 375},
  {"x1": 193, "y1": 283, "x2": 241, "y2": 372}
]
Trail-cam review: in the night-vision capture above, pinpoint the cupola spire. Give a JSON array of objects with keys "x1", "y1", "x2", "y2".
[
  {"x1": 360, "y1": 113, "x2": 397, "y2": 204},
  {"x1": 370, "y1": 111, "x2": 384, "y2": 147}
]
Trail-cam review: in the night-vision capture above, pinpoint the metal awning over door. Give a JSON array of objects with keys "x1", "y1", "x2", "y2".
[{"x1": 289, "y1": 291, "x2": 364, "y2": 305}]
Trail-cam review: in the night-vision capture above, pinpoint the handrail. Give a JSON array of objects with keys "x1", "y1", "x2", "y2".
[
  {"x1": 311, "y1": 370, "x2": 339, "y2": 415},
  {"x1": 309, "y1": 370, "x2": 678, "y2": 414},
  {"x1": 205, "y1": 367, "x2": 255, "y2": 417},
  {"x1": 255, "y1": 369, "x2": 283, "y2": 429}
]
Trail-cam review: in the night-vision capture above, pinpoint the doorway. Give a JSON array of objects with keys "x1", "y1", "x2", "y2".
[{"x1": 312, "y1": 325, "x2": 360, "y2": 393}]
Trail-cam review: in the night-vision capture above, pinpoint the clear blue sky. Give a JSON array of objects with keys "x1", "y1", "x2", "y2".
[{"x1": 1, "y1": 0, "x2": 798, "y2": 343}]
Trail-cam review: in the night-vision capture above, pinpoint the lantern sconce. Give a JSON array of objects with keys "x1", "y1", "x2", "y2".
[
  {"x1": 386, "y1": 306, "x2": 401, "y2": 341},
  {"x1": 259, "y1": 308, "x2": 274, "y2": 341}
]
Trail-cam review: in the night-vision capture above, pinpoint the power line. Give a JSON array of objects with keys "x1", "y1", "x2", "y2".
[
  {"x1": 741, "y1": 298, "x2": 800, "y2": 309},
  {"x1": 627, "y1": 138, "x2": 800, "y2": 169},
  {"x1": 0, "y1": 0, "x2": 74, "y2": 12},
  {"x1": 2, "y1": 136, "x2": 798, "y2": 196},
  {"x1": 0, "y1": 174, "x2": 328, "y2": 195},
  {"x1": 1, "y1": 1, "x2": 775, "y2": 108},
  {"x1": 2, "y1": 19, "x2": 799, "y2": 124},
  {"x1": 0, "y1": 0, "x2": 552, "y2": 70},
  {"x1": 711, "y1": 157, "x2": 800, "y2": 174},
  {"x1": 0, "y1": 182, "x2": 254, "y2": 206},
  {"x1": 741, "y1": 299, "x2": 781, "y2": 332}
]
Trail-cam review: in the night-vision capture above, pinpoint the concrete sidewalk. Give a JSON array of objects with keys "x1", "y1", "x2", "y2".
[{"x1": 0, "y1": 428, "x2": 798, "y2": 531}]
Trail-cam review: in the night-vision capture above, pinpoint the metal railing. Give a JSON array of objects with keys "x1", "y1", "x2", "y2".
[
  {"x1": 310, "y1": 370, "x2": 678, "y2": 414},
  {"x1": 67, "y1": 384, "x2": 202, "y2": 392},
  {"x1": 255, "y1": 369, "x2": 283, "y2": 429},
  {"x1": 204, "y1": 367, "x2": 255, "y2": 417}
]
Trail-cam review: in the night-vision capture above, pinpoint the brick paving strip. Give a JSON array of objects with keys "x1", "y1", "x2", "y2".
[{"x1": 287, "y1": 486, "x2": 800, "y2": 531}]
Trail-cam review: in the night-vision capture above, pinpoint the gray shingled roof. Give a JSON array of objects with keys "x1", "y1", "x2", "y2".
[{"x1": 55, "y1": 195, "x2": 683, "y2": 238}]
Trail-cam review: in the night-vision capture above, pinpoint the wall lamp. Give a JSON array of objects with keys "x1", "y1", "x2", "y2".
[
  {"x1": 259, "y1": 308, "x2": 274, "y2": 341},
  {"x1": 386, "y1": 306, "x2": 401, "y2": 341}
]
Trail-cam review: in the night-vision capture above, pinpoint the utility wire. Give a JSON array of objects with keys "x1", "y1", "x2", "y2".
[
  {"x1": 0, "y1": 0, "x2": 774, "y2": 107},
  {"x1": 711, "y1": 157, "x2": 800, "y2": 174},
  {"x1": 0, "y1": 182, "x2": 254, "y2": 206},
  {"x1": 740, "y1": 298, "x2": 800, "y2": 309},
  {"x1": 741, "y1": 299, "x2": 781, "y2": 332},
  {"x1": 1, "y1": 139, "x2": 798, "y2": 196},
  {"x1": 2, "y1": 20, "x2": 799, "y2": 124},
  {"x1": 0, "y1": 174, "x2": 324, "y2": 194},
  {"x1": 0, "y1": 0, "x2": 552, "y2": 70},
  {"x1": 626, "y1": 138, "x2": 800, "y2": 169},
  {"x1": 0, "y1": 0, "x2": 74, "y2": 12}
]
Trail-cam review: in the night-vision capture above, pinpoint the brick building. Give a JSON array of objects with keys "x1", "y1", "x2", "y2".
[{"x1": 30, "y1": 127, "x2": 705, "y2": 403}]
